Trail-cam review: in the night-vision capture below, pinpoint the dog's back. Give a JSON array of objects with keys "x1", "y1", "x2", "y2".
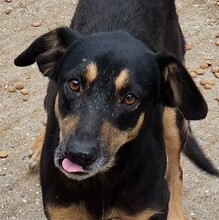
[{"x1": 71, "y1": 0, "x2": 185, "y2": 60}]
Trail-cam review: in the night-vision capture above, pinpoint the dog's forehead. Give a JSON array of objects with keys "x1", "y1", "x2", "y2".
[{"x1": 61, "y1": 31, "x2": 158, "y2": 76}]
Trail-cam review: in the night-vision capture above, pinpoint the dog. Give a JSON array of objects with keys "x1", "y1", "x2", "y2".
[{"x1": 14, "y1": 0, "x2": 217, "y2": 219}]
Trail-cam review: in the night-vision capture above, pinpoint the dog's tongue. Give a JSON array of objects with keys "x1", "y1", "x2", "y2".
[{"x1": 62, "y1": 158, "x2": 85, "y2": 173}]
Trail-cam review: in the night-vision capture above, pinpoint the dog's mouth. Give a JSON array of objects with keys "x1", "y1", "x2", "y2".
[
  {"x1": 61, "y1": 158, "x2": 87, "y2": 175},
  {"x1": 54, "y1": 144, "x2": 113, "y2": 180}
]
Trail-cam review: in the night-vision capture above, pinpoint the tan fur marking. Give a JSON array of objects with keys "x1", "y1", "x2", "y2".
[
  {"x1": 40, "y1": 31, "x2": 66, "y2": 76},
  {"x1": 55, "y1": 95, "x2": 80, "y2": 140},
  {"x1": 163, "y1": 107, "x2": 185, "y2": 220},
  {"x1": 46, "y1": 30, "x2": 67, "y2": 50},
  {"x1": 127, "y1": 113, "x2": 145, "y2": 140},
  {"x1": 54, "y1": 94, "x2": 60, "y2": 121},
  {"x1": 28, "y1": 127, "x2": 45, "y2": 172},
  {"x1": 166, "y1": 65, "x2": 181, "y2": 106},
  {"x1": 115, "y1": 69, "x2": 129, "y2": 91},
  {"x1": 100, "y1": 113, "x2": 144, "y2": 154},
  {"x1": 47, "y1": 205, "x2": 157, "y2": 220},
  {"x1": 47, "y1": 204, "x2": 90, "y2": 220},
  {"x1": 45, "y1": 30, "x2": 60, "y2": 48},
  {"x1": 105, "y1": 208, "x2": 158, "y2": 220},
  {"x1": 84, "y1": 62, "x2": 98, "y2": 84}
]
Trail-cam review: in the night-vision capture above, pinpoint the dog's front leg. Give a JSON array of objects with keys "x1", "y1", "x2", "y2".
[
  {"x1": 163, "y1": 108, "x2": 185, "y2": 220},
  {"x1": 28, "y1": 127, "x2": 45, "y2": 172}
]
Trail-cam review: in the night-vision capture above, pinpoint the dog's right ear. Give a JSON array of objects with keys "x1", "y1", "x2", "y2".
[
  {"x1": 156, "y1": 51, "x2": 208, "y2": 120},
  {"x1": 14, "y1": 27, "x2": 81, "y2": 78}
]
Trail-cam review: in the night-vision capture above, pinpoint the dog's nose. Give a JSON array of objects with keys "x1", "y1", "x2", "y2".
[{"x1": 66, "y1": 141, "x2": 99, "y2": 167}]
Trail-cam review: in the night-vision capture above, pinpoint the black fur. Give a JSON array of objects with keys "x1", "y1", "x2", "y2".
[
  {"x1": 184, "y1": 133, "x2": 219, "y2": 177},
  {"x1": 41, "y1": 31, "x2": 171, "y2": 219},
  {"x1": 14, "y1": 0, "x2": 214, "y2": 219}
]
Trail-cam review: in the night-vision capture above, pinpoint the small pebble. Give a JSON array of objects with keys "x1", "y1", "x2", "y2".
[
  {"x1": 206, "y1": 60, "x2": 213, "y2": 66},
  {"x1": 22, "y1": 199, "x2": 27, "y2": 203},
  {"x1": 35, "y1": 199, "x2": 40, "y2": 205},
  {"x1": 215, "y1": 97, "x2": 219, "y2": 102},
  {"x1": 190, "y1": 71, "x2": 197, "y2": 78},
  {"x1": 200, "y1": 62, "x2": 209, "y2": 69},
  {"x1": 211, "y1": 66, "x2": 219, "y2": 73},
  {"x1": 206, "y1": 80, "x2": 215, "y2": 85},
  {"x1": 0, "y1": 172, "x2": 6, "y2": 176},
  {"x1": 5, "y1": 0, "x2": 12, "y2": 2},
  {"x1": 215, "y1": 41, "x2": 219, "y2": 46},
  {"x1": 7, "y1": 85, "x2": 16, "y2": 92},
  {"x1": 190, "y1": 212, "x2": 196, "y2": 219},
  {"x1": 15, "y1": 82, "x2": 24, "y2": 90},
  {"x1": 20, "y1": 88, "x2": 29, "y2": 95},
  {"x1": 204, "y1": 84, "x2": 212, "y2": 90},
  {"x1": 5, "y1": 7, "x2": 12, "y2": 14},
  {"x1": 0, "y1": 151, "x2": 8, "y2": 158},
  {"x1": 189, "y1": 71, "x2": 197, "y2": 78},
  {"x1": 42, "y1": 118, "x2": 47, "y2": 125},
  {"x1": 216, "y1": 33, "x2": 219, "y2": 38},
  {"x1": 215, "y1": 72, "x2": 219, "y2": 78},
  {"x1": 22, "y1": 96, "x2": 28, "y2": 101},
  {"x1": 31, "y1": 21, "x2": 41, "y2": 27},
  {"x1": 185, "y1": 44, "x2": 192, "y2": 50},
  {"x1": 200, "y1": 80, "x2": 207, "y2": 86},
  {"x1": 196, "y1": 69, "x2": 205, "y2": 75},
  {"x1": 25, "y1": 74, "x2": 31, "y2": 79}
]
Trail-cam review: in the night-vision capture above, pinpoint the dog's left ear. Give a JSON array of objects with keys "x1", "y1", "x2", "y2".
[
  {"x1": 14, "y1": 27, "x2": 81, "y2": 78},
  {"x1": 156, "y1": 51, "x2": 208, "y2": 120}
]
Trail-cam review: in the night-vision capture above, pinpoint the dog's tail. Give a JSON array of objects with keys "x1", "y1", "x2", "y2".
[{"x1": 183, "y1": 133, "x2": 219, "y2": 177}]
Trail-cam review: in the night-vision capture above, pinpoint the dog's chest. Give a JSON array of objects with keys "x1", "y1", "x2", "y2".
[{"x1": 47, "y1": 204, "x2": 156, "y2": 220}]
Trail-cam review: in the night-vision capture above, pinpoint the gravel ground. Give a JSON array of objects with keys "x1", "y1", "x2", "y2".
[{"x1": 0, "y1": 0, "x2": 218, "y2": 219}]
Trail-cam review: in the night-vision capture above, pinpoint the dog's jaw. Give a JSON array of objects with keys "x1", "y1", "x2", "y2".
[{"x1": 54, "y1": 143, "x2": 114, "y2": 180}]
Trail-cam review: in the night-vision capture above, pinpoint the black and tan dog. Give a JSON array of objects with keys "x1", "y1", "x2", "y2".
[{"x1": 14, "y1": 0, "x2": 218, "y2": 219}]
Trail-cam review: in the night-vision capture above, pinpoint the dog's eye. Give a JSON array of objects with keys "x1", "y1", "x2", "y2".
[
  {"x1": 122, "y1": 94, "x2": 137, "y2": 105},
  {"x1": 69, "y1": 79, "x2": 80, "y2": 92}
]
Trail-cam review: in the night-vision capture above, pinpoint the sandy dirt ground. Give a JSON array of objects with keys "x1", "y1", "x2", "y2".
[{"x1": 0, "y1": 0, "x2": 218, "y2": 219}]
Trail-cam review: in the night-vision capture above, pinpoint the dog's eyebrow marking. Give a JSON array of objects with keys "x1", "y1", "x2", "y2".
[
  {"x1": 84, "y1": 62, "x2": 98, "y2": 84},
  {"x1": 115, "y1": 69, "x2": 129, "y2": 92}
]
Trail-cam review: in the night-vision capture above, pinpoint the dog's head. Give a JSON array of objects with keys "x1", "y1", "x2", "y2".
[{"x1": 15, "y1": 27, "x2": 207, "y2": 180}]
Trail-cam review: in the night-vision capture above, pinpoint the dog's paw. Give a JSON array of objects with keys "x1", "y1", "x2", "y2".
[{"x1": 28, "y1": 128, "x2": 45, "y2": 173}]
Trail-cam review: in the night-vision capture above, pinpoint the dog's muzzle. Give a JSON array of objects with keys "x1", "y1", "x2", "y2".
[{"x1": 54, "y1": 138, "x2": 111, "y2": 180}]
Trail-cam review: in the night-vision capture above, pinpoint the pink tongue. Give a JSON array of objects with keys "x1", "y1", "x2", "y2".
[{"x1": 62, "y1": 158, "x2": 85, "y2": 173}]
